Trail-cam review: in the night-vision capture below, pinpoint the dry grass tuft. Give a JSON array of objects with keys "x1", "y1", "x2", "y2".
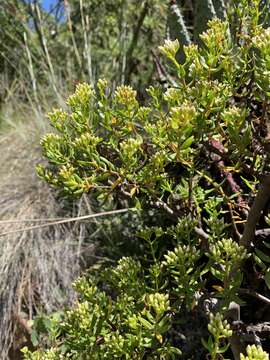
[{"x1": 0, "y1": 110, "x2": 97, "y2": 358}]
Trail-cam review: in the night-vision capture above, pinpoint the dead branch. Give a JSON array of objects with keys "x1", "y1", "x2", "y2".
[{"x1": 240, "y1": 174, "x2": 270, "y2": 249}]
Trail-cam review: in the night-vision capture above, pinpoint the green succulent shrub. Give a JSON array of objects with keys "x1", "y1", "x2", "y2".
[{"x1": 25, "y1": 0, "x2": 270, "y2": 358}]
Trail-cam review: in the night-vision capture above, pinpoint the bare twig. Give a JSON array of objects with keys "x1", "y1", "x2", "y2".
[
  {"x1": 150, "y1": 200, "x2": 175, "y2": 216},
  {"x1": 80, "y1": 0, "x2": 93, "y2": 85},
  {"x1": 151, "y1": 50, "x2": 170, "y2": 84},
  {"x1": 255, "y1": 228, "x2": 270, "y2": 237},
  {"x1": 64, "y1": 0, "x2": 82, "y2": 70},
  {"x1": 0, "y1": 208, "x2": 132, "y2": 238},
  {"x1": 208, "y1": 138, "x2": 248, "y2": 217},
  {"x1": 194, "y1": 226, "x2": 209, "y2": 241},
  {"x1": 246, "y1": 322, "x2": 270, "y2": 333},
  {"x1": 240, "y1": 174, "x2": 270, "y2": 248},
  {"x1": 125, "y1": 1, "x2": 149, "y2": 82},
  {"x1": 32, "y1": 2, "x2": 61, "y2": 102},
  {"x1": 0, "y1": 217, "x2": 67, "y2": 224},
  {"x1": 239, "y1": 288, "x2": 270, "y2": 306}
]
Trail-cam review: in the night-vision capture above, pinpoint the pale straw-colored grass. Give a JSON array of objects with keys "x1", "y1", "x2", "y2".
[{"x1": 0, "y1": 110, "x2": 96, "y2": 358}]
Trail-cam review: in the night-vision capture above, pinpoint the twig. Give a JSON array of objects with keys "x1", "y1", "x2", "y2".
[
  {"x1": 32, "y1": 2, "x2": 61, "y2": 102},
  {"x1": 151, "y1": 50, "x2": 177, "y2": 86},
  {"x1": 246, "y1": 322, "x2": 270, "y2": 333},
  {"x1": 196, "y1": 168, "x2": 241, "y2": 240},
  {"x1": 124, "y1": 1, "x2": 149, "y2": 82},
  {"x1": 239, "y1": 288, "x2": 270, "y2": 306},
  {"x1": 0, "y1": 217, "x2": 67, "y2": 224},
  {"x1": 240, "y1": 174, "x2": 270, "y2": 249},
  {"x1": 0, "y1": 208, "x2": 132, "y2": 238},
  {"x1": 79, "y1": 0, "x2": 93, "y2": 85},
  {"x1": 255, "y1": 228, "x2": 270, "y2": 237},
  {"x1": 208, "y1": 138, "x2": 248, "y2": 217},
  {"x1": 150, "y1": 200, "x2": 175, "y2": 216},
  {"x1": 194, "y1": 226, "x2": 209, "y2": 241},
  {"x1": 64, "y1": 0, "x2": 82, "y2": 70}
]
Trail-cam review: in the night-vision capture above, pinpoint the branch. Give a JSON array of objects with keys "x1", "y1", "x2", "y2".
[
  {"x1": 194, "y1": 226, "x2": 209, "y2": 241},
  {"x1": 151, "y1": 49, "x2": 177, "y2": 86},
  {"x1": 150, "y1": 200, "x2": 210, "y2": 245},
  {"x1": 207, "y1": 138, "x2": 248, "y2": 217},
  {"x1": 239, "y1": 288, "x2": 270, "y2": 306},
  {"x1": 124, "y1": 1, "x2": 149, "y2": 82},
  {"x1": 246, "y1": 322, "x2": 270, "y2": 333},
  {"x1": 149, "y1": 200, "x2": 175, "y2": 217},
  {"x1": 226, "y1": 302, "x2": 244, "y2": 360},
  {"x1": 255, "y1": 228, "x2": 270, "y2": 237},
  {"x1": 240, "y1": 174, "x2": 270, "y2": 249}
]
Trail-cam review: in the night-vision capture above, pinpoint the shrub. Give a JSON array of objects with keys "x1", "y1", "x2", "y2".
[{"x1": 26, "y1": 0, "x2": 270, "y2": 358}]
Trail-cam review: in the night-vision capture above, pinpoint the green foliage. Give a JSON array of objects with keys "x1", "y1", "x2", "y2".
[
  {"x1": 208, "y1": 238, "x2": 248, "y2": 308},
  {"x1": 240, "y1": 345, "x2": 269, "y2": 360},
  {"x1": 21, "y1": 231, "x2": 240, "y2": 359},
  {"x1": 23, "y1": 250, "x2": 184, "y2": 359},
  {"x1": 29, "y1": 312, "x2": 64, "y2": 349},
  {"x1": 202, "y1": 312, "x2": 232, "y2": 360},
  {"x1": 26, "y1": 0, "x2": 270, "y2": 358},
  {"x1": 20, "y1": 221, "x2": 248, "y2": 358}
]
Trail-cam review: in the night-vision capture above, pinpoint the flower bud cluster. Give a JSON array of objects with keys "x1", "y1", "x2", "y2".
[
  {"x1": 210, "y1": 238, "x2": 248, "y2": 265},
  {"x1": 208, "y1": 312, "x2": 232, "y2": 339},
  {"x1": 146, "y1": 293, "x2": 170, "y2": 315},
  {"x1": 221, "y1": 106, "x2": 246, "y2": 127},
  {"x1": 48, "y1": 109, "x2": 68, "y2": 132},
  {"x1": 114, "y1": 85, "x2": 138, "y2": 107},
  {"x1": 120, "y1": 137, "x2": 143, "y2": 162},
  {"x1": 114, "y1": 256, "x2": 140, "y2": 278},
  {"x1": 67, "y1": 83, "x2": 95, "y2": 109},
  {"x1": 158, "y1": 39, "x2": 179, "y2": 60},
  {"x1": 73, "y1": 277, "x2": 98, "y2": 301},
  {"x1": 200, "y1": 19, "x2": 228, "y2": 50},
  {"x1": 105, "y1": 333, "x2": 125, "y2": 355},
  {"x1": 73, "y1": 133, "x2": 101, "y2": 152},
  {"x1": 169, "y1": 102, "x2": 196, "y2": 130},
  {"x1": 253, "y1": 28, "x2": 270, "y2": 51},
  {"x1": 163, "y1": 245, "x2": 200, "y2": 267},
  {"x1": 240, "y1": 345, "x2": 269, "y2": 360}
]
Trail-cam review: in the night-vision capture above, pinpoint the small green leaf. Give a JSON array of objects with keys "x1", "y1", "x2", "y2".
[
  {"x1": 253, "y1": 254, "x2": 267, "y2": 270},
  {"x1": 201, "y1": 336, "x2": 214, "y2": 352},
  {"x1": 210, "y1": 267, "x2": 223, "y2": 281},
  {"x1": 30, "y1": 330, "x2": 39, "y2": 347},
  {"x1": 263, "y1": 241, "x2": 270, "y2": 250},
  {"x1": 255, "y1": 248, "x2": 270, "y2": 264},
  {"x1": 264, "y1": 269, "x2": 270, "y2": 290},
  {"x1": 217, "y1": 342, "x2": 230, "y2": 353},
  {"x1": 181, "y1": 135, "x2": 194, "y2": 150},
  {"x1": 240, "y1": 176, "x2": 255, "y2": 191},
  {"x1": 138, "y1": 316, "x2": 153, "y2": 329}
]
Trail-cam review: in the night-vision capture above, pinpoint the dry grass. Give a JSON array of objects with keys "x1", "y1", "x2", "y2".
[{"x1": 0, "y1": 107, "x2": 97, "y2": 358}]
